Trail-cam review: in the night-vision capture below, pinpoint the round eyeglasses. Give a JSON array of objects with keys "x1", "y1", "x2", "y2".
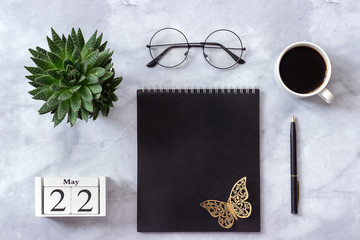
[{"x1": 146, "y1": 28, "x2": 246, "y2": 69}]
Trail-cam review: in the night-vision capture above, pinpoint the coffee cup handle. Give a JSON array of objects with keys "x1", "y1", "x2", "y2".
[{"x1": 318, "y1": 88, "x2": 335, "y2": 104}]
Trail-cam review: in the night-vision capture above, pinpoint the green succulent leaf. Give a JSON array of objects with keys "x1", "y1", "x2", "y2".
[
  {"x1": 61, "y1": 34, "x2": 66, "y2": 44},
  {"x1": 46, "y1": 91, "x2": 61, "y2": 107},
  {"x1": 68, "y1": 109, "x2": 77, "y2": 126},
  {"x1": 28, "y1": 81, "x2": 42, "y2": 88},
  {"x1": 88, "y1": 84, "x2": 102, "y2": 94},
  {"x1": 53, "y1": 110, "x2": 66, "y2": 127},
  {"x1": 79, "y1": 86, "x2": 93, "y2": 101},
  {"x1": 58, "y1": 89, "x2": 73, "y2": 101},
  {"x1": 47, "y1": 36, "x2": 63, "y2": 57},
  {"x1": 58, "y1": 70, "x2": 67, "y2": 81},
  {"x1": 85, "y1": 73, "x2": 99, "y2": 84},
  {"x1": 100, "y1": 104, "x2": 110, "y2": 116},
  {"x1": 100, "y1": 71, "x2": 114, "y2": 82},
  {"x1": 78, "y1": 75, "x2": 86, "y2": 84},
  {"x1": 33, "y1": 88, "x2": 52, "y2": 100},
  {"x1": 47, "y1": 52, "x2": 63, "y2": 69},
  {"x1": 29, "y1": 48, "x2": 41, "y2": 58},
  {"x1": 110, "y1": 93, "x2": 118, "y2": 101},
  {"x1": 31, "y1": 57, "x2": 54, "y2": 71},
  {"x1": 92, "y1": 106, "x2": 100, "y2": 120},
  {"x1": 81, "y1": 99, "x2": 93, "y2": 112},
  {"x1": 70, "y1": 85, "x2": 81, "y2": 93},
  {"x1": 102, "y1": 58, "x2": 112, "y2": 67},
  {"x1": 94, "y1": 92, "x2": 101, "y2": 99},
  {"x1": 58, "y1": 99, "x2": 70, "y2": 120},
  {"x1": 73, "y1": 59, "x2": 81, "y2": 69},
  {"x1": 80, "y1": 108, "x2": 89, "y2": 122},
  {"x1": 85, "y1": 50, "x2": 99, "y2": 69},
  {"x1": 70, "y1": 93, "x2": 81, "y2": 112},
  {"x1": 62, "y1": 58, "x2": 73, "y2": 70},
  {"x1": 99, "y1": 41, "x2": 107, "y2": 52},
  {"x1": 26, "y1": 74, "x2": 43, "y2": 81},
  {"x1": 59, "y1": 79, "x2": 70, "y2": 88},
  {"x1": 69, "y1": 80, "x2": 76, "y2": 85},
  {"x1": 89, "y1": 67, "x2": 105, "y2": 77},
  {"x1": 71, "y1": 47, "x2": 81, "y2": 62},
  {"x1": 110, "y1": 76, "x2": 123, "y2": 88},
  {"x1": 99, "y1": 104, "x2": 106, "y2": 116},
  {"x1": 51, "y1": 28, "x2": 65, "y2": 53},
  {"x1": 35, "y1": 75, "x2": 56, "y2": 86},
  {"x1": 81, "y1": 30, "x2": 97, "y2": 59},
  {"x1": 93, "y1": 49, "x2": 110, "y2": 67},
  {"x1": 49, "y1": 83, "x2": 61, "y2": 91},
  {"x1": 29, "y1": 87, "x2": 46, "y2": 96},
  {"x1": 36, "y1": 46, "x2": 48, "y2": 55},
  {"x1": 65, "y1": 35, "x2": 75, "y2": 58},
  {"x1": 39, "y1": 101, "x2": 57, "y2": 114},
  {"x1": 71, "y1": 28, "x2": 79, "y2": 49},
  {"x1": 77, "y1": 28, "x2": 85, "y2": 50},
  {"x1": 47, "y1": 69, "x2": 61, "y2": 79},
  {"x1": 29, "y1": 48, "x2": 50, "y2": 61},
  {"x1": 95, "y1": 33, "x2": 103, "y2": 49},
  {"x1": 104, "y1": 63, "x2": 113, "y2": 71},
  {"x1": 80, "y1": 62, "x2": 88, "y2": 75},
  {"x1": 25, "y1": 66, "x2": 46, "y2": 75}
]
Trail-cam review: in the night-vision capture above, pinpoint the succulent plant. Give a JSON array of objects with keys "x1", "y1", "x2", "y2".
[{"x1": 25, "y1": 28, "x2": 122, "y2": 127}]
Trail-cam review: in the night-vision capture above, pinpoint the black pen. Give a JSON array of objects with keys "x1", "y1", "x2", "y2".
[{"x1": 290, "y1": 116, "x2": 299, "y2": 214}]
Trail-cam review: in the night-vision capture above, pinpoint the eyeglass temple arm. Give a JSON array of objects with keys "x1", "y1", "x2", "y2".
[
  {"x1": 146, "y1": 43, "x2": 246, "y2": 67},
  {"x1": 201, "y1": 42, "x2": 245, "y2": 64},
  {"x1": 146, "y1": 45, "x2": 186, "y2": 68}
]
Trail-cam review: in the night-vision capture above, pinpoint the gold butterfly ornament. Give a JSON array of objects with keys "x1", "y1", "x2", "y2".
[{"x1": 200, "y1": 177, "x2": 252, "y2": 229}]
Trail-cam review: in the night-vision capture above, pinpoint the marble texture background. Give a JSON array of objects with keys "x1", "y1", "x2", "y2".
[{"x1": 1, "y1": 0, "x2": 360, "y2": 239}]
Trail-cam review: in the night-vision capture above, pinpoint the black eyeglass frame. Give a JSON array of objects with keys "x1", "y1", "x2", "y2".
[{"x1": 146, "y1": 28, "x2": 246, "y2": 69}]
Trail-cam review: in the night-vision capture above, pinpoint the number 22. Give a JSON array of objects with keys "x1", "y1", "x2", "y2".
[{"x1": 50, "y1": 189, "x2": 93, "y2": 212}]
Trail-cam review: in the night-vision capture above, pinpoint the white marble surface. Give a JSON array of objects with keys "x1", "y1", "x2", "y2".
[{"x1": 1, "y1": 0, "x2": 360, "y2": 239}]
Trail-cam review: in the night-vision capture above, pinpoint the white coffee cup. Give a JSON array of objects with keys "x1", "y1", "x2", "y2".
[{"x1": 274, "y1": 42, "x2": 335, "y2": 104}]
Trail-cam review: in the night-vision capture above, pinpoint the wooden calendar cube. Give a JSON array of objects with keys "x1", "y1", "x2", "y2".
[
  {"x1": 35, "y1": 177, "x2": 106, "y2": 217},
  {"x1": 71, "y1": 187, "x2": 99, "y2": 215},
  {"x1": 43, "y1": 187, "x2": 71, "y2": 215}
]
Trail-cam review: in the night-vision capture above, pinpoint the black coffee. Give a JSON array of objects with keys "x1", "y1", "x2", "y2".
[{"x1": 279, "y1": 46, "x2": 327, "y2": 93}]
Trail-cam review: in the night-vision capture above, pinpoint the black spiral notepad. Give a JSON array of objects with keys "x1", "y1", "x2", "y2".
[{"x1": 137, "y1": 88, "x2": 260, "y2": 232}]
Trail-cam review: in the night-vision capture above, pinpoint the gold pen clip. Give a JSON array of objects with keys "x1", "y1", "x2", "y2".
[{"x1": 297, "y1": 180, "x2": 300, "y2": 208}]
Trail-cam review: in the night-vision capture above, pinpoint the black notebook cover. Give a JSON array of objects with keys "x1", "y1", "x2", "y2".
[{"x1": 137, "y1": 88, "x2": 260, "y2": 232}]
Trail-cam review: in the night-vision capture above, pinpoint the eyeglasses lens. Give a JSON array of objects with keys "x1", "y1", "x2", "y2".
[
  {"x1": 149, "y1": 28, "x2": 189, "y2": 68},
  {"x1": 203, "y1": 30, "x2": 243, "y2": 69}
]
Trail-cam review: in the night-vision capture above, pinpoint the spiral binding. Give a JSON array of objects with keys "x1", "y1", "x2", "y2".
[{"x1": 139, "y1": 86, "x2": 257, "y2": 94}]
